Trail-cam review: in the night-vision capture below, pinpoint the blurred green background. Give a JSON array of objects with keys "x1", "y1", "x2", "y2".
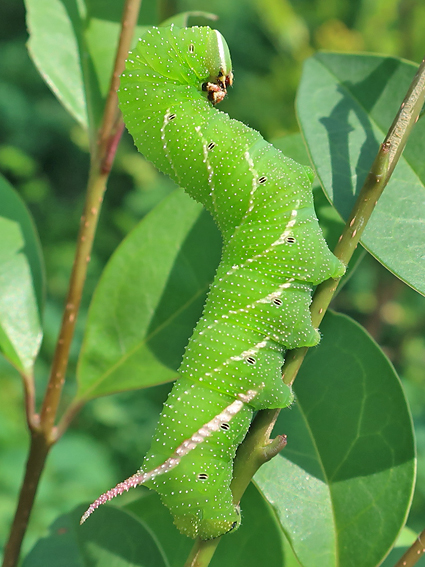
[{"x1": 1, "y1": 0, "x2": 425, "y2": 559}]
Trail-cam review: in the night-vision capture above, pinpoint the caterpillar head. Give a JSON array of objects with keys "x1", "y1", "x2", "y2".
[
  {"x1": 178, "y1": 26, "x2": 233, "y2": 105},
  {"x1": 202, "y1": 28, "x2": 233, "y2": 104}
]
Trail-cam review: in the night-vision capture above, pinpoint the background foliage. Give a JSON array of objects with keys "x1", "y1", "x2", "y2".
[{"x1": 1, "y1": 0, "x2": 425, "y2": 563}]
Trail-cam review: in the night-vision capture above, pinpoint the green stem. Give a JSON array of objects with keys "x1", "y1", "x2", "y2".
[
  {"x1": 183, "y1": 538, "x2": 221, "y2": 567},
  {"x1": 184, "y1": 52, "x2": 425, "y2": 567},
  {"x1": 232, "y1": 413, "x2": 287, "y2": 502},
  {"x1": 1, "y1": 3, "x2": 142, "y2": 567}
]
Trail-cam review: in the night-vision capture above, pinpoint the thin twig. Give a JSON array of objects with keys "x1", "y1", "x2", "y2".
[
  {"x1": 283, "y1": 52, "x2": 425, "y2": 387},
  {"x1": 1, "y1": 3, "x2": 142, "y2": 567},
  {"x1": 393, "y1": 528, "x2": 425, "y2": 567},
  {"x1": 1, "y1": 433, "x2": 49, "y2": 566},
  {"x1": 40, "y1": 0, "x2": 141, "y2": 441},
  {"x1": 185, "y1": 53, "x2": 425, "y2": 567}
]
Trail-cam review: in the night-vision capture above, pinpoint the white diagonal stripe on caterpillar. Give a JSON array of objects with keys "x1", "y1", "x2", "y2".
[
  {"x1": 202, "y1": 278, "x2": 304, "y2": 322},
  {"x1": 199, "y1": 338, "x2": 273, "y2": 384},
  {"x1": 195, "y1": 279, "x2": 310, "y2": 349},
  {"x1": 160, "y1": 107, "x2": 184, "y2": 186},
  {"x1": 223, "y1": 206, "x2": 301, "y2": 278},
  {"x1": 241, "y1": 149, "x2": 259, "y2": 219},
  {"x1": 194, "y1": 124, "x2": 217, "y2": 205}
]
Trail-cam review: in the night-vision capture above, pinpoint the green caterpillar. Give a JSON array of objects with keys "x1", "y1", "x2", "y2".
[{"x1": 81, "y1": 25, "x2": 345, "y2": 540}]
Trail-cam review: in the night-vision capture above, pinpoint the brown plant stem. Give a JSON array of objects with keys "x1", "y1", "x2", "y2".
[
  {"x1": 184, "y1": 53, "x2": 425, "y2": 567},
  {"x1": 393, "y1": 528, "x2": 425, "y2": 567},
  {"x1": 39, "y1": 0, "x2": 141, "y2": 440},
  {"x1": 281, "y1": 138, "x2": 391, "y2": 385},
  {"x1": 283, "y1": 52, "x2": 425, "y2": 387},
  {"x1": 2, "y1": 2, "x2": 142, "y2": 567},
  {"x1": 2, "y1": 433, "x2": 49, "y2": 567}
]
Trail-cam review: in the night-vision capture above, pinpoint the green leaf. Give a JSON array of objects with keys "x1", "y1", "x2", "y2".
[
  {"x1": 25, "y1": 0, "x2": 89, "y2": 128},
  {"x1": 255, "y1": 311, "x2": 415, "y2": 567},
  {"x1": 76, "y1": 189, "x2": 222, "y2": 401},
  {"x1": 23, "y1": 487, "x2": 287, "y2": 566},
  {"x1": 0, "y1": 175, "x2": 44, "y2": 374},
  {"x1": 21, "y1": 506, "x2": 167, "y2": 567},
  {"x1": 125, "y1": 490, "x2": 192, "y2": 567},
  {"x1": 25, "y1": 0, "x2": 149, "y2": 131},
  {"x1": 297, "y1": 53, "x2": 425, "y2": 295},
  {"x1": 125, "y1": 483, "x2": 286, "y2": 567}
]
